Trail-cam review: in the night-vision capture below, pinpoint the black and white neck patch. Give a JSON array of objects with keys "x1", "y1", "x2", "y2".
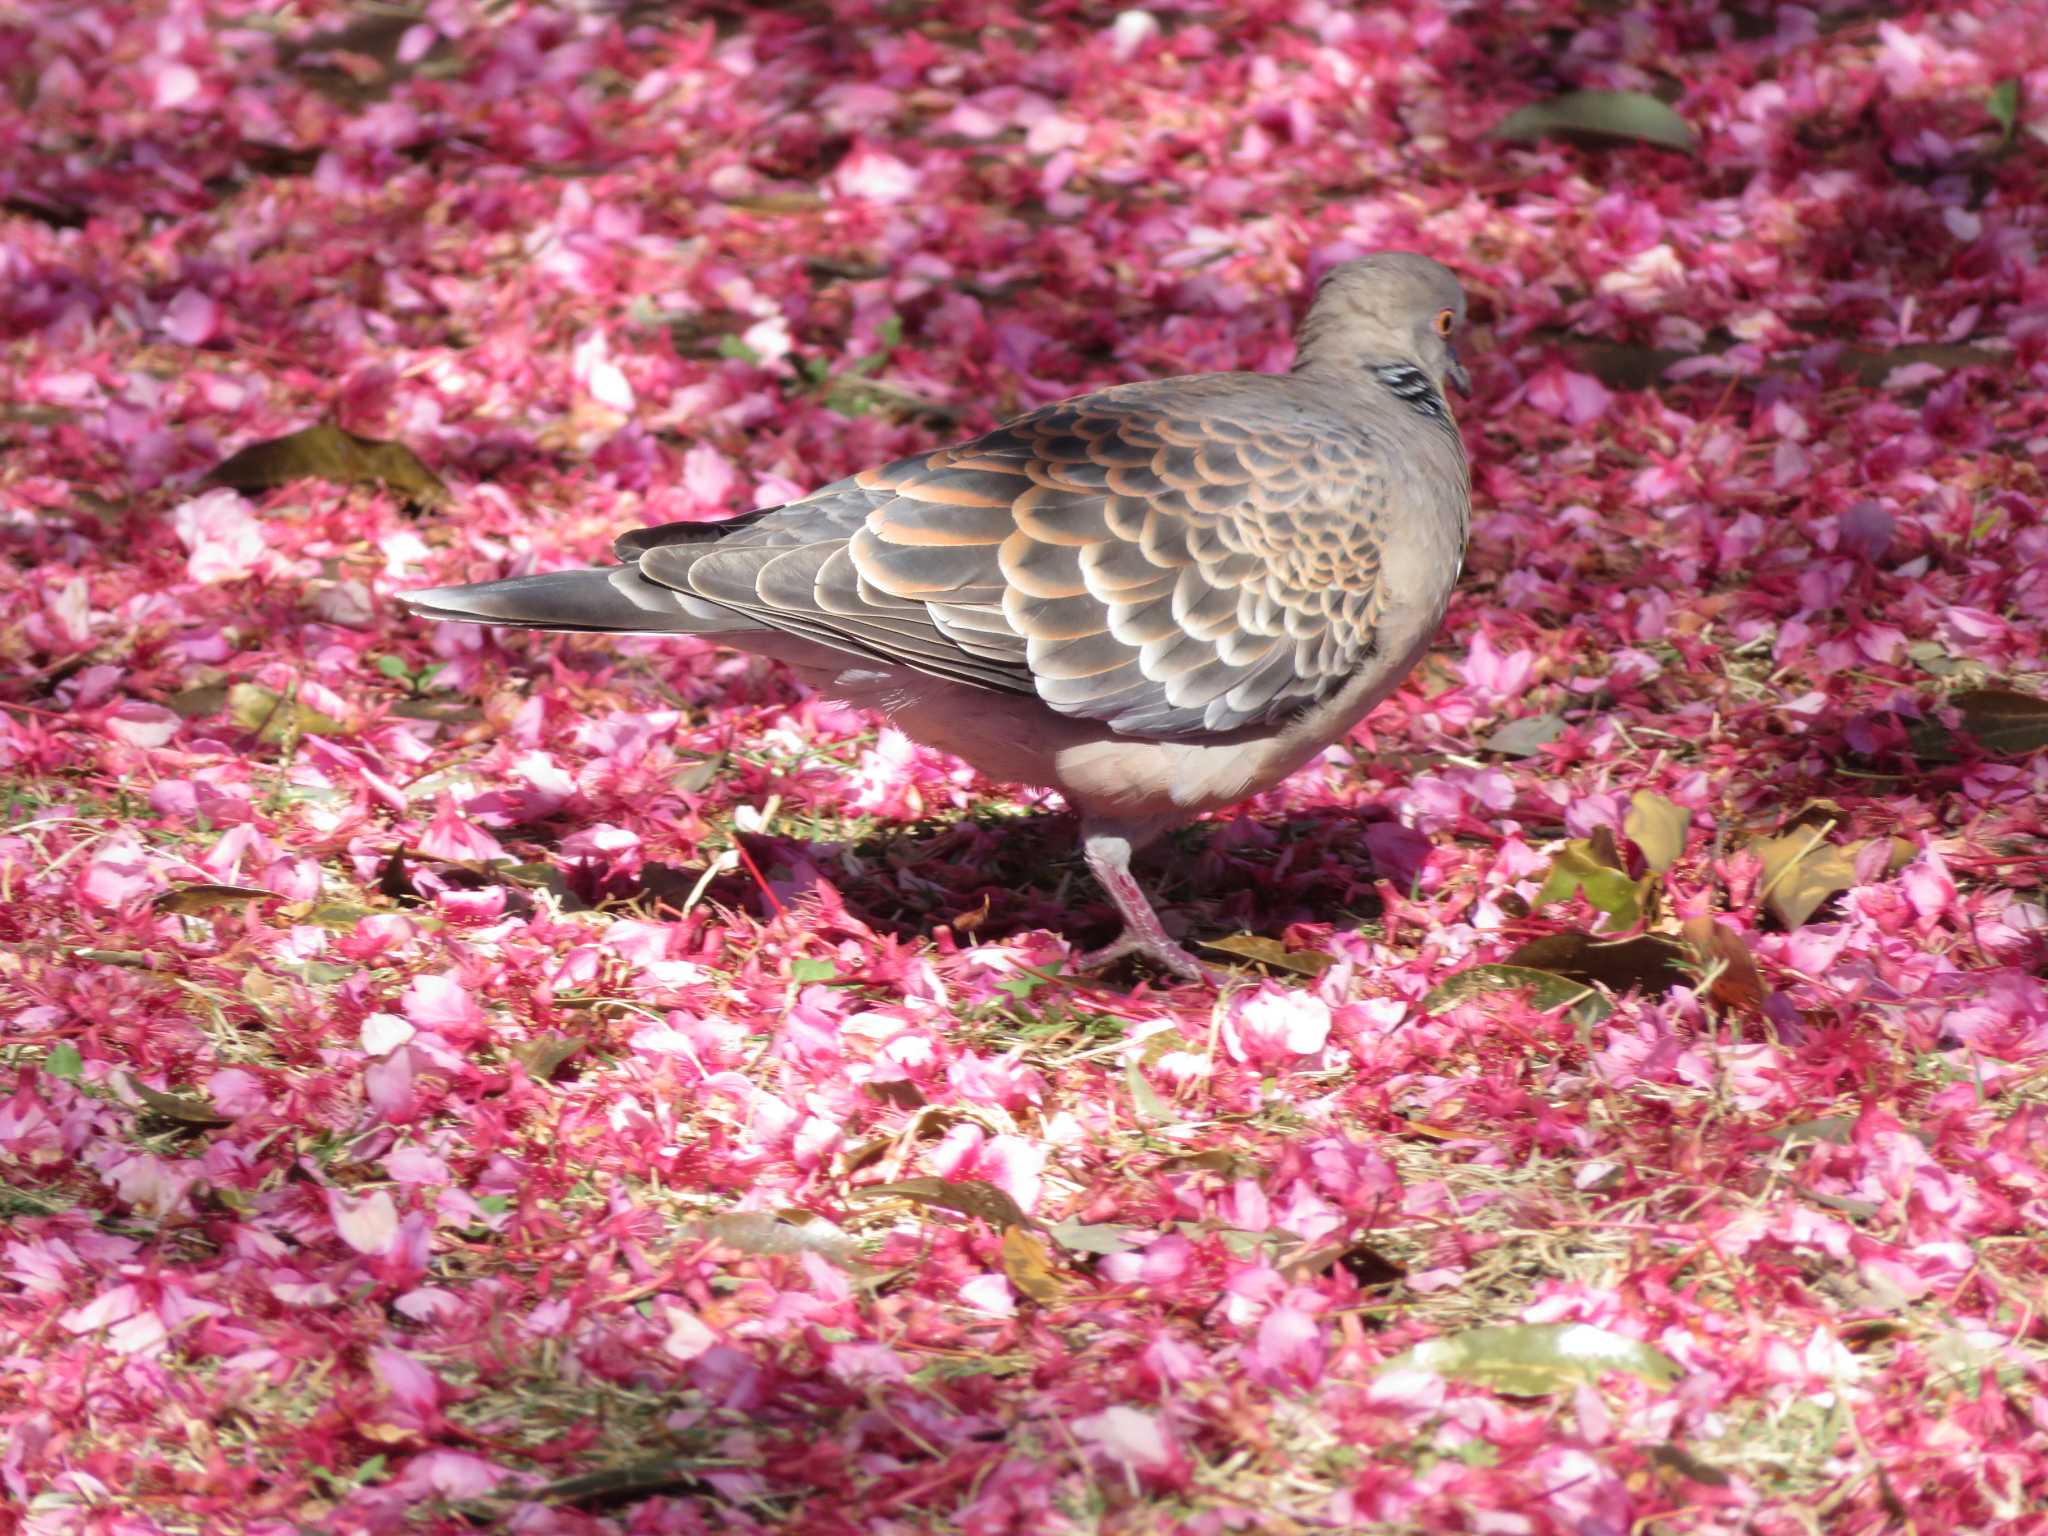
[{"x1": 1372, "y1": 364, "x2": 1448, "y2": 423}]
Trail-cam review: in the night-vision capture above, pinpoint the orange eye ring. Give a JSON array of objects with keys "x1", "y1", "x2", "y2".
[{"x1": 1434, "y1": 308, "x2": 1456, "y2": 337}]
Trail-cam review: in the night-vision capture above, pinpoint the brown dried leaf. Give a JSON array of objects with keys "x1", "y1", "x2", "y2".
[
  {"x1": 152, "y1": 883, "x2": 276, "y2": 915},
  {"x1": 1503, "y1": 931, "x2": 1691, "y2": 994},
  {"x1": 863, "y1": 1080, "x2": 926, "y2": 1109},
  {"x1": 536, "y1": 1460, "x2": 714, "y2": 1508},
  {"x1": 1399, "y1": 1119, "x2": 1467, "y2": 1142},
  {"x1": 1908, "y1": 687, "x2": 2048, "y2": 761},
  {"x1": 1647, "y1": 1443, "x2": 1733, "y2": 1487},
  {"x1": 1199, "y1": 933, "x2": 1335, "y2": 976},
  {"x1": 1156, "y1": 1148, "x2": 1259, "y2": 1179},
  {"x1": 1000, "y1": 1225, "x2": 1066, "y2": 1304},
  {"x1": 1283, "y1": 1237, "x2": 1406, "y2": 1289},
  {"x1": 1681, "y1": 917, "x2": 1766, "y2": 1010},
  {"x1": 1782, "y1": 798, "x2": 1849, "y2": 834},
  {"x1": 857, "y1": 1176, "x2": 1034, "y2": 1231}
]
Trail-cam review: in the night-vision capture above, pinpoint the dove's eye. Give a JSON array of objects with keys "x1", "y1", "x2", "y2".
[{"x1": 1434, "y1": 309, "x2": 1455, "y2": 337}]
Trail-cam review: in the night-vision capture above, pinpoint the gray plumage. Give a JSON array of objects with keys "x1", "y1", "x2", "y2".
[{"x1": 405, "y1": 252, "x2": 1473, "y2": 981}]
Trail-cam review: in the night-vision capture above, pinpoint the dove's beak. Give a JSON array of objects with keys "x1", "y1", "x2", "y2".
[{"x1": 1445, "y1": 350, "x2": 1472, "y2": 397}]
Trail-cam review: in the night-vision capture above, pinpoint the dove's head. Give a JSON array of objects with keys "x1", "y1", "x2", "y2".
[{"x1": 1297, "y1": 252, "x2": 1471, "y2": 396}]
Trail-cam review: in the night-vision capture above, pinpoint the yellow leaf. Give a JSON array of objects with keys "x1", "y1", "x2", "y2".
[
  {"x1": 1751, "y1": 830, "x2": 1860, "y2": 928},
  {"x1": 210, "y1": 424, "x2": 448, "y2": 508},
  {"x1": 1624, "y1": 792, "x2": 1689, "y2": 873}
]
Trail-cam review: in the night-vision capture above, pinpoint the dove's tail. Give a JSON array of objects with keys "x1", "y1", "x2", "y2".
[{"x1": 402, "y1": 567, "x2": 747, "y2": 636}]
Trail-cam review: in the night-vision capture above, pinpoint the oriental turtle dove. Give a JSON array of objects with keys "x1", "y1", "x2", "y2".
[{"x1": 407, "y1": 252, "x2": 1473, "y2": 982}]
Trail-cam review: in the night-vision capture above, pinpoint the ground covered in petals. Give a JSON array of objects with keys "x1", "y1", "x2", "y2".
[{"x1": 5, "y1": 2, "x2": 2048, "y2": 1533}]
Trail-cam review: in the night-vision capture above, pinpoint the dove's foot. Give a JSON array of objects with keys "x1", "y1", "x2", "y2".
[
  {"x1": 1076, "y1": 819, "x2": 1228, "y2": 986},
  {"x1": 1072, "y1": 929, "x2": 1225, "y2": 985}
]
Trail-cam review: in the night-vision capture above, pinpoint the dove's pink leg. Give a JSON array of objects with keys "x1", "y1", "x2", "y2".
[{"x1": 1072, "y1": 822, "x2": 1224, "y2": 985}]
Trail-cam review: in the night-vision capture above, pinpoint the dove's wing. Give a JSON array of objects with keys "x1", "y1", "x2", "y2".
[{"x1": 631, "y1": 375, "x2": 1403, "y2": 737}]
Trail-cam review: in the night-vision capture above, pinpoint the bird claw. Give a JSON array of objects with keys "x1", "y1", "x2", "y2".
[{"x1": 1073, "y1": 931, "x2": 1230, "y2": 986}]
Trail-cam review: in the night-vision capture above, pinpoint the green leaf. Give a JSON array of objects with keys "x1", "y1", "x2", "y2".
[
  {"x1": 1385, "y1": 1322, "x2": 1682, "y2": 1396},
  {"x1": 372, "y1": 654, "x2": 412, "y2": 681},
  {"x1": 476, "y1": 1194, "x2": 511, "y2": 1215},
  {"x1": 1422, "y1": 963, "x2": 1610, "y2": 1022},
  {"x1": 1045, "y1": 1219, "x2": 1142, "y2": 1256},
  {"x1": 688, "y1": 1212, "x2": 875, "y2": 1272},
  {"x1": 227, "y1": 683, "x2": 351, "y2": 743},
  {"x1": 994, "y1": 964, "x2": 1057, "y2": 1002},
  {"x1": 1126, "y1": 1060, "x2": 1173, "y2": 1125},
  {"x1": 536, "y1": 1459, "x2": 715, "y2": 1506},
  {"x1": 280, "y1": 959, "x2": 357, "y2": 984},
  {"x1": 1767, "y1": 1115, "x2": 1856, "y2": 1146},
  {"x1": 1446, "y1": 1441, "x2": 1500, "y2": 1467},
  {"x1": 45, "y1": 1043, "x2": 83, "y2": 1080},
  {"x1": 125, "y1": 1076, "x2": 234, "y2": 1126},
  {"x1": 298, "y1": 902, "x2": 380, "y2": 930},
  {"x1": 165, "y1": 682, "x2": 231, "y2": 719},
  {"x1": 209, "y1": 424, "x2": 449, "y2": 508},
  {"x1": 718, "y1": 334, "x2": 761, "y2": 363},
  {"x1": 1491, "y1": 90, "x2": 1697, "y2": 153},
  {"x1": 788, "y1": 957, "x2": 838, "y2": 983},
  {"x1": 1484, "y1": 714, "x2": 1566, "y2": 758},
  {"x1": 1534, "y1": 840, "x2": 1652, "y2": 930},
  {"x1": 1988, "y1": 79, "x2": 2021, "y2": 145},
  {"x1": 875, "y1": 314, "x2": 903, "y2": 349},
  {"x1": 511, "y1": 1033, "x2": 586, "y2": 1080},
  {"x1": 1623, "y1": 791, "x2": 1689, "y2": 873},
  {"x1": 387, "y1": 698, "x2": 484, "y2": 725}
]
